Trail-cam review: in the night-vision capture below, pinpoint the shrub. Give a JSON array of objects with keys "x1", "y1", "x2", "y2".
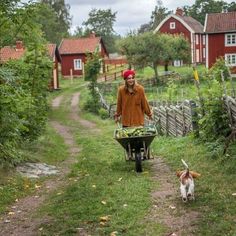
[{"x1": 98, "y1": 108, "x2": 109, "y2": 119}]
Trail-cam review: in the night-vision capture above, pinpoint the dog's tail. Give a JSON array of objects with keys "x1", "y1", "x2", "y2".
[{"x1": 181, "y1": 159, "x2": 189, "y2": 170}]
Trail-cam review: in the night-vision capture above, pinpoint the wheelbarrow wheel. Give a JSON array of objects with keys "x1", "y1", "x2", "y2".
[{"x1": 135, "y1": 152, "x2": 142, "y2": 172}]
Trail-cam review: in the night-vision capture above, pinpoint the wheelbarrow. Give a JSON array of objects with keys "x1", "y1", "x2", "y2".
[{"x1": 114, "y1": 125, "x2": 157, "y2": 172}]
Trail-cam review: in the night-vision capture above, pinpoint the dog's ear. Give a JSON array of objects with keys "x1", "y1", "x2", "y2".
[
  {"x1": 190, "y1": 171, "x2": 201, "y2": 178},
  {"x1": 176, "y1": 170, "x2": 184, "y2": 177}
]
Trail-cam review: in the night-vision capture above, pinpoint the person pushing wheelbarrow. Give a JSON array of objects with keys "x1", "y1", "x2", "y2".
[
  {"x1": 114, "y1": 69, "x2": 153, "y2": 127},
  {"x1": 114, "y1": 69, "x2": 156, "y2": 172}
]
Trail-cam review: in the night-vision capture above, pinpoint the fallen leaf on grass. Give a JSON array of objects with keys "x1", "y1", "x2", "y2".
[
  {"x1": 100, "y1": 216, "x2": 109, "y2": 222},
  {"x1": 92, "y1": 185, "x2": 96, "y2": 188},
  {"x1": 110, "y1": 231, "x2": 118, "y2": 236},
  {"x1": 169, "y1": 205, "x2": 176, "y2": 209},
  {"x1": 232, "y1": 193, "x2": 236, "y2": 196},
  {"x1": 118, "y1": 177, "x2": 122, "y2": 181},
  {"x1": 101, "y1": 201, "x2": 107, "y2": 205},
  {"x1": 35, "y1": 184, "x2": 41, "y2": 189},
  {"x1": 100, "y1": 221, "x2": 106, "y2": 226}
]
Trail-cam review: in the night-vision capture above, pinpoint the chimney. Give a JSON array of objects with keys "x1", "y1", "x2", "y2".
[
  {"x1": 89, "y1": 31, "x2": 96, "y2": 38},
  {"x1": 15, "y1": 41, "x2": 23, "y2": 51},
  {"x1": 175, "y1": 8, "x2": 184, "y2": 16}
]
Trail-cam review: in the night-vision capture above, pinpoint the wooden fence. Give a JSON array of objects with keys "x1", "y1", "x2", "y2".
[
  {"x1": 151, "y1": 100, "x2": 198, "y2": 136},
  {"x1": 224, "y1": 95, "x2": 236, "y2": 127},
  {"x1": 97, "y1": 82, "x2": 236, "y2": 137}
]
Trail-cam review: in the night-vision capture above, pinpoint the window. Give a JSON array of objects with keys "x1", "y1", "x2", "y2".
[
  {"x1": 170, "y1": 22, "x2": 175, "y2": 29},
  {"x1": 203, "y1": 48, "x2": 206, "y2": 58},
  {"x1": 203, "y1": 35, "x2": 206, "y2": 45},
  {"x1": 74, "y1": 59, "x2": 82, "y2": 70},
  {"x1": 196, "y1": 35, "x2": 199, "y2": 45},
  {"x1": 225, "y1": 54, "x2": 236, "y2": 66},
  {"x1": 225, "y1": 34, "x2": 236, "y2": 46}
]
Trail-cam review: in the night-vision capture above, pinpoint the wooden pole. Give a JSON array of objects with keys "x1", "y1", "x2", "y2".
[{"x1": 70, "y1": 69, "x2": 73, "y2": 84}]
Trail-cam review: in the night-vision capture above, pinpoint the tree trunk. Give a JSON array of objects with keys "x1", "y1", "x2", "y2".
[
  {"x1": 153, "y1": 63, "x2": 159, "y2": 84},
  {"x1": 164, "y1": 63, "x2": 168, "y2": 72}
]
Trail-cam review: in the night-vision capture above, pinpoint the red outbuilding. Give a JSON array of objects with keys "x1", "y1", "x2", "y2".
[
  {"x1": 204, "y1": 11, "x2": 236, "y2": 75},
  {"x1": 154, "y1": 8, "x2": 205, "y2": 65},
  {"x1": 0, "y1": 41, "x2": 61, "y2": 90},
  {"x1": 59, "y1": 33, "x2": 109, "y2": 77}
]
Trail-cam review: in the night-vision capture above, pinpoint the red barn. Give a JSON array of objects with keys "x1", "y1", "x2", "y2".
[
  {"x1": 154, "y1": 8, "x2": 205, "y2": 65},
  {"x1": 59, "y1": 33, "x2": 109, "y2": 77},
  {"x1": 0, "y1": 41, "x2": 61, "y2": 90},
  {"x1": 204, "y1": 11, "x2": 236, "y2": 75}
]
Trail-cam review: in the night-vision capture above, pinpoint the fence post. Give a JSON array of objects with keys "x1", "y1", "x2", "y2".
[{"x1": 189, "y1": 100, "x2": 199, "y2": 137}]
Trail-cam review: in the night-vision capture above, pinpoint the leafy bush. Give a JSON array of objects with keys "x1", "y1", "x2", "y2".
[
  {"x1": 198, "y1": 79, "x2": 230, "y2": 142},
  {"x1": 209, "y1": 57, "x2": 230, "y2": 82},
  {"x1": 0, "y1": 44, "x2": 52, "y2": 166},
  {"x1": 98, "y1": 108, "x2": 109, "y2": 119}
]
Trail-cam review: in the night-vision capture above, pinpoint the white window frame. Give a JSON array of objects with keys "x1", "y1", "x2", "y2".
[
  {"x1": 196, "y1": 34, "x2": 199, "y2": 45},
  {"x1": 170, "y1": 22, "x2": 175, "y2": 29},
  {"x1": 225, "y1": 54, "x2": 236, "y2": 66},
  {"x1": 74, "y1": 59, "x2": 82, "y2": 70},
  {"x1": 225, "y1": 34, "x2": 236, "y2": 46},
  {"x1": 203, "y1": 35, "x2": 206, "y2": 45},
  {"x1": 203, "y1": 48, "x2": 206, "y2": 58},
  {"x1": 196, "y1": 49, "x2": 200, "y2": 62}
]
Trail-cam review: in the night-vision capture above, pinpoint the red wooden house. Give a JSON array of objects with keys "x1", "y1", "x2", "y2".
[
  {"x1": 204, "y1": 11, "x2": 236, "y2": 75},
  {"x1": 0, "y1": 41, "x2": 61, "y2": 90},
  {"x1": 59, "y1": 33, "x2": 109, "y2": 77},
  {"x1": 154, "y1": 8, "x2": 205, "y2": 65}
]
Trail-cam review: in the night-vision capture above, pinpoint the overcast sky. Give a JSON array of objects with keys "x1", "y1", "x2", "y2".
[{"x1": 65, "y1": 0, "x2": 234, "y2": 36}]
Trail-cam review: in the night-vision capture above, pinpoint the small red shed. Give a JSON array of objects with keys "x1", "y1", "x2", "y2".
[
  {"x1": 59, "y1": 33, "x2": 109, "y2": 77},
  {"x1": 154, "y1": 8, "x2": 205, "y2": 65},
  {"x1": 204, "y1": 11, "x2": 236, "y2": 76},
  {"x1": 47, "y1": 44, "x2": 61, "y2": 90}
]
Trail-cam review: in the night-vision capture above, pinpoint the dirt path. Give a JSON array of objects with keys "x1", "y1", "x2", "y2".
[
  {"x1": 0, "y1": 92, "x2": 94, "y2": 236},
  {"x1": 144, "y1": 158, "x2": 200, "y2": 236}
]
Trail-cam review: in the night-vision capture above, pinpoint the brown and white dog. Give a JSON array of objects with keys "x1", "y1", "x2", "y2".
[{"x1": 176, "y1": 159, "x2": 201, "y2": 202}]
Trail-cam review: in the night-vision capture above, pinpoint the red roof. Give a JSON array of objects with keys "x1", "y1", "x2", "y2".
[
  {"x1": 59, "y1": 37, "x2": 102, "y2": 55},
  {"x1": 0, "y1": 42, "x2": 61, "y2": 63},
  {"x1": 0, "y1": 46, "x2": 25, "y2": 63},
  {"x1": 180, "y1": 15, "x2": 204, "y2": 33},
  {"x1": 205, "y1": 11, "x2": 236, "y2": 33},
  {"x1": 47, "y1": 43, "x2": 56, "y2": 58}
]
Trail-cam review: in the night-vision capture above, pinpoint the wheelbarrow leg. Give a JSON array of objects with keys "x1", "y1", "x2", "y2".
[{"x1": 135, "y1": 151, "x2": 142, "y2": 172}]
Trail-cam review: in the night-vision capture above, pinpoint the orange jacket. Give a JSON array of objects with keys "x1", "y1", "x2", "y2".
[{"x1": 115, "y1": 83, "x2": 152, "y2": 127}]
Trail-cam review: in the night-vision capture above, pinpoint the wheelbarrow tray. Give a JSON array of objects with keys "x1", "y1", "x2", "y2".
[{"x1": 114, "y1": 134, "x2": 156, "y2": 151}]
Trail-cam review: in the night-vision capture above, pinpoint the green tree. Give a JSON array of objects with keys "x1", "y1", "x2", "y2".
[
  {"x1": 84, "y1": 51, "x2": 101, "y2": 114},
  {"x1": 184, "y1": 0, "x2": 228, "y2": 25},
  {"x1": 150, "y1": 0, "x2": 171, "y2": 30},
  {"x1": 33, "y1": 3, "x2": 63, "y2": 44},
  {"x1": 117, "y1": 32, "x2": 190, "y2": 83},
  {"x1": 82, "y1": 8, "x2": 117, "y2": 53},
  {"x1": 40, "y1": 0, "x2": 71, "y2": 40}
]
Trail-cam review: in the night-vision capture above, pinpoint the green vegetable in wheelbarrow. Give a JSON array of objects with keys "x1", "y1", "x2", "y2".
[{"x1": 115, "y1": 126, "x2": 157, "y2": 138}]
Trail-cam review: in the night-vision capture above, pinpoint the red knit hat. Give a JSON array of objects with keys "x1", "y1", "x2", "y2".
[{"x1": 123, "y1": 70, "x2": 135, "y2": 80}]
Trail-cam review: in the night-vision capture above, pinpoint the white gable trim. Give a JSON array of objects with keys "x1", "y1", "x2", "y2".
[
  {"x1": 153, "y1": 14, "x2": 195, "y2": 34},
  {"x1": 203, "y1": 14, "x2": 208, "y2": 32}
]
